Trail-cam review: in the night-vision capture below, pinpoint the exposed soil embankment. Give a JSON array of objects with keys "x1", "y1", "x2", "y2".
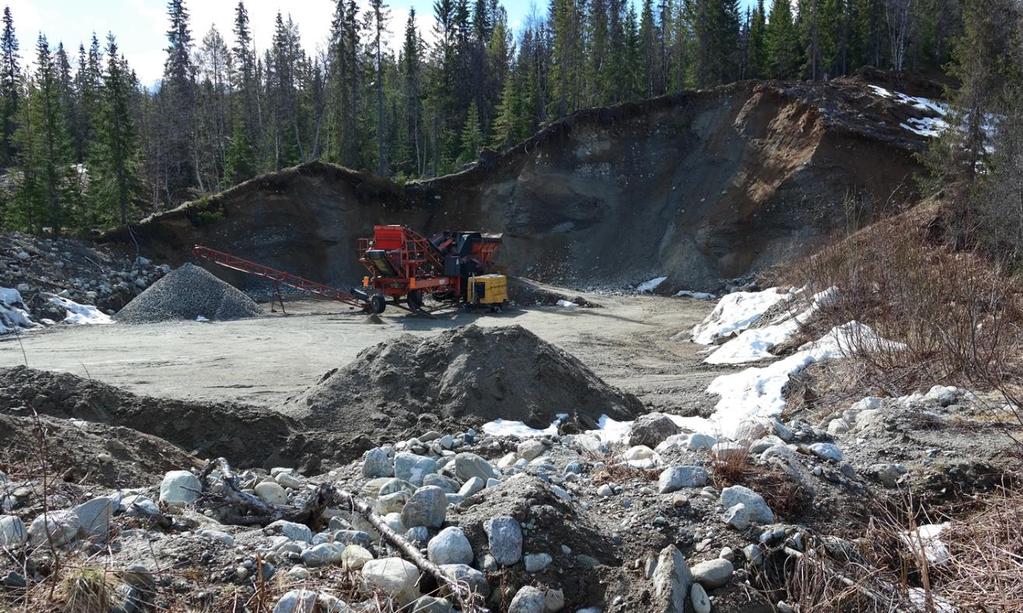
[{"x1": 102, "y1": 74, "x2": 933, "y2": 292}]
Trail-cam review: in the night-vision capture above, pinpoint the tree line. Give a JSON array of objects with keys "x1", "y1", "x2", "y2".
[{"x1": 0, "y1": 0, "x2": 965, "y2": 235}]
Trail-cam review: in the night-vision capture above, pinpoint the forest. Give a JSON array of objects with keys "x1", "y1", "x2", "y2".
[{"x1": 0, "y1": 0, "x2": 971, "y2": 233}]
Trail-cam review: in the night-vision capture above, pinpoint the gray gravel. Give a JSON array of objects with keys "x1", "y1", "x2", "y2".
[{"x1": 115, "y1": 263, "x2": 261, "y2": 323}]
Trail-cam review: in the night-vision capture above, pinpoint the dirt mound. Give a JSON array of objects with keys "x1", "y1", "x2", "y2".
[
  {"x1": 0, "y1": 366, "x2": 316, "y2": 469},
  {"x1": 115, "y1": 263, "x2": 261, "y2": 323},
  {"x1": 280, "y1": 324, "x2": 643, "y2": 431},
  {"x1": 0, "y1": 413, "x2": 198, "y2": 488}
]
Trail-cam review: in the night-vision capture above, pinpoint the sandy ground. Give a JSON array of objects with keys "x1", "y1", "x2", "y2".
[{"x1": 0, "y1": 293, "x2": 729, "y2": 414}]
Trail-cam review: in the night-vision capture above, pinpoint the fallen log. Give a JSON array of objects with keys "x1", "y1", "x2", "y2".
[{"x1": 197, "y1": 458, "x2": 483, "y2": 610}]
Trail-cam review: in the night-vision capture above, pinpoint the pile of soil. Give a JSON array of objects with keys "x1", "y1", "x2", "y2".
[
  {"x1": 0, "y1": 366, "x2": 310, "y2": 469},
  {"x1": 115, "y1": 263, "x2": 261, "y2": 323},
  {"x1": 0, "y1": 413, "x2": 198, "y2": 488},
  {"x1": 279, "y1": 324, "x2": 643, "y2": 431}
]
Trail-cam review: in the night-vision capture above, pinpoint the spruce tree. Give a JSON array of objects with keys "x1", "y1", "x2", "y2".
[
  {"x1": 90, "y1": 34, "x2": 141, "y2": 225},
  {"x1": 766, "y1": 0, "x2": 802, "y2": 78},
  {"x1": 400, "y1": 9, "x2": 425, "y2": 175},
  {"x1": 368, "y1": 0, "x2": 390, "y2": 175},
  {"x1": 0, "y1": 7, "x2": 20, "y2": 168},
  {"x1": 458, "y1": 100, "x2": 482, "y2": 164},
  {"x1": 14, "y1": 36, "x2": 75, "y2": 234},
  {"x1": 161, "y1": 0, "x2": 196, "y2": 200}
]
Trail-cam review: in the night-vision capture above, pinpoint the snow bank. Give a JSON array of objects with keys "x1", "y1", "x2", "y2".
[
  {"x1": 0, "y1": 288, "x2": 37, "y2": 335},
  {"x1": 706, "y1": 321, "x2": 898, "y2": 438},
  {"x1": 705, "y1": 287, "x2": 837, "y2": 365},
  {"x1": 636, "y1": 276, "x2": 668, "y2": 293},
  {"x1": 869, "y1": 85, "x2": 949, "y2": 116},
  {"x1": 691, "y1": 287, "x2": 793, "y2": 345},
  {"x1": 48, "y1": 295, "x2": 113, "y2": 326}
]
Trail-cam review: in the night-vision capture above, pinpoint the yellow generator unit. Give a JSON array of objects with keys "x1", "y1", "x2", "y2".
[{"x1": 467, "y1": 274, "x2": 508, "y2": 310}]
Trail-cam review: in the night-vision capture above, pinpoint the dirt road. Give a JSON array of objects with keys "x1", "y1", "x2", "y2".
[{"x1": 0, "y1": 293, "x2": 727, "y2": 415}]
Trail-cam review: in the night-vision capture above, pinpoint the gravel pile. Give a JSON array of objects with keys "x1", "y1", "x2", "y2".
[
  {"x1": 115, "y1": 263, "x2": 261, "y2": 323},
  {"x1": 279, "y1": 324, "x2": 643, "y2": 431}
]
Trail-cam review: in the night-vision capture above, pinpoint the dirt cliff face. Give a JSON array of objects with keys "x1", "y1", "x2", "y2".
[{"x1": 105, "y1": 76, "x2": 934, "y2": 292}]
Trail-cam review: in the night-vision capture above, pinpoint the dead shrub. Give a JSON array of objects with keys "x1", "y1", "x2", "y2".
[{"x1": 774, "y1": 216, "x2": 1023, "y2": 396}]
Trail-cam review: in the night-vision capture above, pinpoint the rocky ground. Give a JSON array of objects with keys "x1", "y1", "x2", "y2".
[
  {"x1": 0, "y1": 232, "x2": 170, "y2": 325},
  {"x1": 1, "y1": 235, "x2": 1020, "y2": 612}
]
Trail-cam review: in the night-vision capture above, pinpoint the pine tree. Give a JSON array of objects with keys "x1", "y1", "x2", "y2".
[
  {"x1": 766, "y1": 0, "x2": 802, "y2": 78},
  {"x1": 0, "y1": 7, "x2": 20, "y2": 168},
  {"x1": 90, "y1": 34, "x2": 141, "y2": 225}
]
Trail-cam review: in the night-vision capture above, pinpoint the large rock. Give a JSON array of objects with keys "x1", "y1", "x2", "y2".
[
  {"x1": 427, "y1": 527, "x2": 474, "y2": 565},
  {"x1": 453, "y1": 453, "x2": 499, "y2": 482},
  {"x1": 719, "y1": 485, "x2": 774, "y2": 525},
  {"x1": 517, "y1": 439, "x2": 547, "y2": 461},
  {"x1": 362, "y1": 557, "x2": 422, "y2": 599},
  {"x1": 657, "y1": 466, "x2": 710, "y2": 493},
  {"x1": 265, "y1": 520, "x2": 314, "y2": 543},
  {"x1": 159, "y1": 470, "x2": 201, "y2": 507},
  {"x1": 301, "y1": 543, "x2": 344, "y2": 567},
  {"x1": 691, "y1": 583, "x2": 711, "y2": 613},
  {"x1": 653, "y1": 544, "x2": 692, "y2": 613},
  {"x1": 273, "y1": 589, "x2": 318, "y2": 613},
  {"x1": 28, "y1": 511, "x2": 80, "y2": 548},
  {"x1": 629, "y1": 413, "x2": 682, "y2": 448},
  {"x1": 439, "y1": 564, "x2": 490, "y2": 598},
  {"x1": 341, "y1": 544, "x2": 373, "y2": 570},
  {"x1": 363, "y1": 447, "x2": 394, "y2": 478},
  {"x1": 73, "y1": 496, "x2": 114, "y2": 539},
  {"x1": 691, "y1": 558, "x2": 734, "y2": 588},
  {"x1": 394, "y1": 453, "x2": 437, "y2": 486},
  {"x1": 485, "y1": 515, "x2": 523, "y2": 566},
  {"x1": 509, "y1": 586, "x2": 547, "y2": 613},
  {"x1": 255, "y1": 481, "x2": 289, "y2": 505},
  {"x1": 808, "y1": 442, "x2": 843, "y2": 462},
  {"x1": 410, "y1": 596, "x2": 454, "y2": 613},
  {"x1": 401, "y1": 486, "x2": 447, "y2": 528},
  {"x1": 0, "y1": 515, "x2": 27, "y2": 548}
]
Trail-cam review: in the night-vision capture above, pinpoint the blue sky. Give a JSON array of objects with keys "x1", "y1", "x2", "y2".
[{"x1": 10, "y1": 0, "x2": 758, "y2": 84}]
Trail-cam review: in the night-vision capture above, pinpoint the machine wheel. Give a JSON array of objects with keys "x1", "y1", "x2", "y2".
[
  {"x1": 406, "y1": 289, "x2": 424, "y2": 311},
  {"x1": 369, "y1": 294, "x2": 387, "y2": 314}
]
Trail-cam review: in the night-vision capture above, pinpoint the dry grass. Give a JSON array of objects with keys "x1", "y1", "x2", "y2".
[
  {"x1": 934, "y1": 487, "x2": 1023, "y2": 610},
  {"x1": 709, "y1": 443, "x2": 753, "y2": 487}
]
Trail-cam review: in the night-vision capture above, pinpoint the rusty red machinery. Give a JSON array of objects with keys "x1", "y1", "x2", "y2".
[{"x1": 193, "y1": 224, "x2": 504, "y2": 314}]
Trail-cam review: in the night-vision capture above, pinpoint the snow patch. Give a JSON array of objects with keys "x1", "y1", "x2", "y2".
[
  {"x1": 706, "y1": 321, "x2": 902, "y2": 439},
  {"x1": 48, "y1": 295, "x2": 113, "y2": 326},
  {"x1": 555, "y1": 299, "x2": 578, "y2": 309},
  {"x1": 482, "y1": 413, "x2": 568, "y2": 439},
  {"x1": 691, "y1": 287, "x2": 793, "y2": 345},
  {"x1": 705, "y1": 287, "x2": 837, "y2": 365},
  {"x1": 902, "y1": 523, "x2": 951, "y2": 566},
  {"x1": 675, "y1": 290, "x2": 716, "y2": 300},
  {"x1": 0, "y1": 288, "x2": 37, "y2": 335},
  {"x1": 636, "y1": 276, "x2": 668, "y2": 293}
]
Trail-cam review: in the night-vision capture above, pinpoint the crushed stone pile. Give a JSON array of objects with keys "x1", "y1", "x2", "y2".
[
  {"x1": 280, "y1": 324, "x2": 643, "y2": 432},
  {"x1": 115, "y1": 263, "x2": 261, "y2": 323}
]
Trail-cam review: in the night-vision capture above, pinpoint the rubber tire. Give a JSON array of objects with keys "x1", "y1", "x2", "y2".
[
  {"x1": 369, "y1": 294, "x2": 387, "y2": 314},
  {"x1": 406, "y1": 289, "x2": 424, "y2": 310}
]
